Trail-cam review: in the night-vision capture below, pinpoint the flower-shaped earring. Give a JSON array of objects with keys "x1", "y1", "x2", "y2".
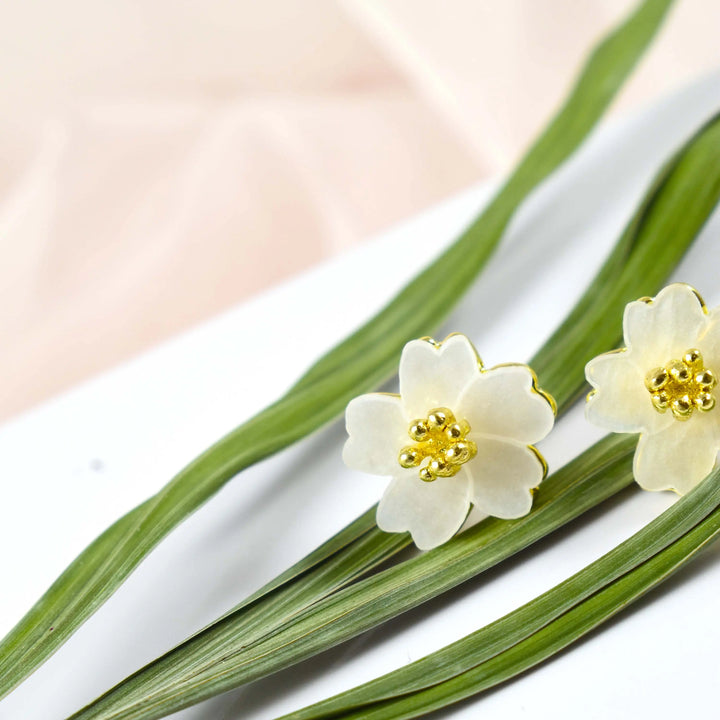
[
  {"x1": 343, "y1": 334, "x2": 556, "y2": 549},
  {"x1": 585, "y1": 283, "x2": 720, "y2": 494}
]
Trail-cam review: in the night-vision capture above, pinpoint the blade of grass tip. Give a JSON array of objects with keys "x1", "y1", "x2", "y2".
[
  {"x1": 0, "y1": 0, "x2": 675, "y2": 698},
  {"x1": 296, "y1": 468, "x2": 720, "y2": 720},
  {"x1": 65, "y1": 103, "x2": 720, "y2": 720}
]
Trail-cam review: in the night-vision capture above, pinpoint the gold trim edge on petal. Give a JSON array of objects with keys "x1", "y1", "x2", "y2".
[
  {"x1": 634, "y1": 282, "x2": 708, "y2": 315},
  {"x1": 490, "y1": 361, "x2": 558, "y2": 417}
]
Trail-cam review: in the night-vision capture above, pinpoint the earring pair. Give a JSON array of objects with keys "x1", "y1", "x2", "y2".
[{"x1": 343, "y1": 283, "x2": 720, "y2": 549}]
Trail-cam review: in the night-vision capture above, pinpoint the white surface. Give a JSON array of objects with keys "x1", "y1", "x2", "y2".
[{"x1": 1, "y1": 72, "x2": 720, "y2": 720}]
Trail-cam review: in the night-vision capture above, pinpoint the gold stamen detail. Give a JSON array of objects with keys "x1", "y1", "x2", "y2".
[
  {"x1": 399, "y1": 406, "x2": 477, "y2": 482},
  {"x1": 645, "y1": 348, "x2": 716, "y2": 421}
]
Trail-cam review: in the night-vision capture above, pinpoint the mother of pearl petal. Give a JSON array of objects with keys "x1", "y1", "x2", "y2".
[
  {"x1": 622, "y1": 284, "x2": 709, "y2": 369},
  {"x1": 466, "y1": 437, "x2": 544, "y2": 519},
  {"x1": 458, "y1": 364, "x2": 554, "y2": 445},
  {"x1": 376, "y1": 470, "x2": 472, "y2": 550},
  {"x1": 343, "y1": 393, "x2": 409, "y2": 476},
  {"x1": 699, "y1": 308, "x2": 720, "y2": 388},
  {"x1": 399, "y1": 334, "x2": 482, "y2": 420},
  {"x1": 633, "y1": 414, "x2": 720, "y2": 494},
  {"x1": 585, "y1": 351, "x2": 673, "y2": 434}
]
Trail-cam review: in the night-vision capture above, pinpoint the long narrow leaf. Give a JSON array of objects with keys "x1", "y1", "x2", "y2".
[
  {"x1": 283, "y1": 468, "x2": 720, "y2": 720},
  {"x1": 65, "y1": 103, "x2": 720, "y2": 720},
  {"x1": 0, "y1": 0, "x2": 675, "y2": 697}
]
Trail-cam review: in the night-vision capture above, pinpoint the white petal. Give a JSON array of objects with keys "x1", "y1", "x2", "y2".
[
  {"x1": 466, "y1": 437, "x2": 546, "y2": 519},
  {"x1": 458, "y1": 364, "x2": 554, "y2": 444},
  {"x1": 376, "y1": 472, "x2": 471, "y2": 550},
  {"x1": 633, "y1": 416, "x2": 719, "y2": 494},
  {"x1": 698, "y1": 307, "x2": 720, "y2": 371},
  {"x1": 585, "y1": 350, "x2": 672, "y2": 434},
  {"x1": 343, "y1": 394, "x2": 408, "y2": 476},
  {"x1": 623, "y1": 283, "x2": 708, "y2": 369},
  {"x1": 399, "y1": 334, "x2": 481, "y2": 419}
]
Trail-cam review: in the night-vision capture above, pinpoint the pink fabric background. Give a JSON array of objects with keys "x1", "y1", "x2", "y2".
[{"x1": 1, "y1": 0, "x2": 718, "y2": 421}]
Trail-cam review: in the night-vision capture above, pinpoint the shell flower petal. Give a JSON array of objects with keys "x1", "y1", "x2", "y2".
[
  {"x1": 699, "y1": 306, "x2": 720, "y2": 372},
  {"x1": 585, "y1": 351, "x2": 672, "y2": 434},
  {"x1": 622, "y1": 283, "x2": 709, "y2": 369},
  {"x1": 466, "y1": 437, "x2": 546, "y2": 519},
  {"x1": 376, "y1": 472, "x2": 472, "y2": 550},
  {"x1": 458, "y1": 364, "x2": 555, "y2": 445},
  {"x1": 633, "y1": 417, "x2": 719, "y2": 494},
  {"x1": 343, "y1": 393, "x2": 408, "y2": 476},
  {"x1": 399, "y1": 334, "x2": 482, "y2": 419}
]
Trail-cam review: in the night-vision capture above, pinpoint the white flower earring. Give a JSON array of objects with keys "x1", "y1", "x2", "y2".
[
  {"x1": 342, "y1": 334, "x2": 556, "y2": 550},
  {"x1": 585, "y1": 283, "x2": 720, "y2": 494}
]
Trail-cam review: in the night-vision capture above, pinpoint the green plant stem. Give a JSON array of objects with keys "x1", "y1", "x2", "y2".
[{"x1": 0, "y1": 0, "x2": 675, "y2": 698}]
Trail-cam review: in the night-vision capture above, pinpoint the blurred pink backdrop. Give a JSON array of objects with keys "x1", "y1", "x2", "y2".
[{"x1": 0, "y1": 0, "x2": 718, "y2": 421}]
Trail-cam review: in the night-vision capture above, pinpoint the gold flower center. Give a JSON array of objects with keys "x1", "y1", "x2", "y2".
[
  {"x1": 645, "y1": 348, "x2": 717, "y2": 421},
  {"x1": 398, "y1": 406, "x2": 477, "y2": 482}
]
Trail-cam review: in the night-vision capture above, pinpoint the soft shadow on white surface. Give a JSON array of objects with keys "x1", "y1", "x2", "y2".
[{"x1": 1, "y1": 73, "x2": 720, "y2": 720}]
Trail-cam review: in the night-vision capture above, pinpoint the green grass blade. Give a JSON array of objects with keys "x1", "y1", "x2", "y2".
[
  {"x1": 0, "y1": 0, "x2": 674, "y2": 698},
  {"x1": 65, "y1": 103, "x2": 720, "y2": 720},
  {"x1": 287, "y1": 469, "x2": 720, "y2": 720}
]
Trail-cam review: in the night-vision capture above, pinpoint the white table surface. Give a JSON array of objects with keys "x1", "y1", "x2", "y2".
[{"x1": 2, "y1": 71, "x2": 720, "y2": 720}]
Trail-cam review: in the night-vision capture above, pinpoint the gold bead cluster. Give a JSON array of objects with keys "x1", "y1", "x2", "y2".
[
  {"x1": 398, "y1": 406, "x2": 477, "y2": 482},
  {"x1": 645, "y1": 347, "x2": 717, "y2": 420}
]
